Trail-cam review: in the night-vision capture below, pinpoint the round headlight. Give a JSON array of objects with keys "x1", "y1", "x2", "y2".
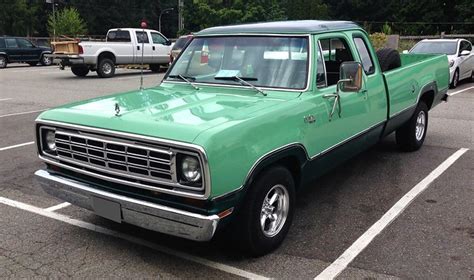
[
  {"x1": 181, "y1": 156, "x2": 201, "y2": 183},
  {"x1": 45, "y1": 130, "x2": 56, "y2": 151}
]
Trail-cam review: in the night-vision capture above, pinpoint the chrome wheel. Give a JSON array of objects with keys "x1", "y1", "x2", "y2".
[
  {"x1": 102, "y1": 62, "x2": 112, "y2": 75},
  {"x1": 415, "y1": 111, "x2": 426, "y2": 141},
  {"x1": 260, "y1": 184, "x2": 289, "y2": 237},
  {"x1": 42, "y1": 56, "x2": 51, "y2": 65},
  {"x1": 0, "y1": 56, "x2": 6, "y2": 68}
]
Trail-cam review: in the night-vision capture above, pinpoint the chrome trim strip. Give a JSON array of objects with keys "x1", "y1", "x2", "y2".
[
  {"x1": 35, "y1": 120, "x2": 211, "y2": 200},
  {"x1": 309, "y1": 120, "x2": 385, "y2": 160},
  {"x1": 211, "y1": 185, "x2": 244, "y2": 201},
  {"x1": 389, "y1": 104, "x2": 416, "y2": 119},
  {"x1": 163, "y1": 34, "x2": 313, "y2": 93},
  {"x1": 240, "y1": 120, "x2": 386, "y2": 193},
  {"x1": 35, "y1": 169, "x2": 219, "y2": 241},
  {"x1": 317, "y1": 40, "x2": 328, "y2": 88}
]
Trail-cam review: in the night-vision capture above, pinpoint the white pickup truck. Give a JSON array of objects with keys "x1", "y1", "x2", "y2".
[{"x1": 52, "y1": 28, "x2": 173, "y2": 78}]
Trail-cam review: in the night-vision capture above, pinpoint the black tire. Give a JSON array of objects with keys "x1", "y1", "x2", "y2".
[
  {"x1": 376, "y1": 48, "x2": 401, "y2": 72},
  {"x1": 471, "y1": 70, "x2": 474, "y2": 83},
  {"x1": 149, "y1": 64, "x2": 161, "y2": 72},
  {"x1": 71, "y1": 65, "x2": 89, "y2": 77},
  {"x1": 450, "y1": 68, "x2": 459, "y2": 89},
  {"x1": 28, "y1": 61, "x2": 38, "y2": 66},
  {"x1": 236, "y1": 166, "x2": 295, "y2": 256},
  {"x1": 0, "y1": 55, "x2": 6, "y2": 68},
  {"x1": 396, "y1": 102, "x2": 428, "y2": 152},
  {"x1": 40, "y1": 54, "x2": 53, "y2": 66},
  {"x1": 97, "y1": 58, "x2": 115, "y2": 78}
]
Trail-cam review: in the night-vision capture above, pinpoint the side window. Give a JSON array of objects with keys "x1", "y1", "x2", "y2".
[
  {"x1": 0, "y1": 39, "x2": 5, "y2": 48},
  {"x1": 107, "y1": 31, "x2": 131, "y2": 42},
  {"x1": 353, "y1": 37, "x2": 375, "y2": 75},
  {"x1": 316, "y1": 43, "x2": 326, "y2": 88},
  {"x1": 319, "y1": 37, "x2": 354, "y2": 86},
  {"x1": 460, "y1": 41, "x2": 472, "y2": 52},
  {"x1": 135, "y1": 31, "x2": 149, "y2": 44},
  {"x1": 17, "y1": 38, "x2": 34, "y2": 48},
  {"x1": 5, "y1": 38, "x2": 18, "y2": 48},
  {"x1": 151, "y1": 33, "x2": 167, "y2": 44}
]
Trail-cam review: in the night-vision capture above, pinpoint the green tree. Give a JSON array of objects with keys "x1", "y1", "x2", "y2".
[
  {"x1": 47, "y1": 7, "x2": 87, "y2": 37},
  {"x1": 0, "y1": 0, "x2": 38, "y2": 36},
  {"x1": 183, "y1": 0, "x2": 286, "y2": 32}
]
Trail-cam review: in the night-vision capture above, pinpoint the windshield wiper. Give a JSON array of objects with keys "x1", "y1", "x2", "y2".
[
  {"x1": 168, "y1": 74, "x2": 200, "y2": 90},
  {"x1": 214, "y1": 76, "x2": 267, "y2": 96}
]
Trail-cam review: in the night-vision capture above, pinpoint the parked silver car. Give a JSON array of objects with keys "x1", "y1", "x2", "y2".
[{"x1": 410, "y1": 39, "x2": 474, "y2": 88}]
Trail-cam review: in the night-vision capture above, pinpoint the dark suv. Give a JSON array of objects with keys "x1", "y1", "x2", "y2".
[{"x1": 0, "y1": 36, "x2": 53, "y2": 68}]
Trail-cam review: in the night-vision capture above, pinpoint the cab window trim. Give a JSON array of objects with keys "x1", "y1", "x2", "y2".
[
  {"x1": 352, "y1": 33, "x2": 376, "y2": 76},
  {"x1": 316, "y1": 40, "x2": 328, "y2": 88},
  {"x1": 316, "y1": 34, "x2": 356, "y2": 88}
]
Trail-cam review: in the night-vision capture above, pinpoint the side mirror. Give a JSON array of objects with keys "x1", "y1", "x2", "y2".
[
  {"x1": 338, "y1": 61, "x2": 363, "y2": 92},
  {"x1": 164, "y1": 40, "x2": 172, "y2": 46},
  {"x1": 460, "y1": 50, "x2": 470, "y2": 56}
]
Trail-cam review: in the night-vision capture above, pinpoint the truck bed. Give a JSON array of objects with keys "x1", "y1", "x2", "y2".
[{"x1": 383, "y1": 53, "x2": 450, "y2": 118}]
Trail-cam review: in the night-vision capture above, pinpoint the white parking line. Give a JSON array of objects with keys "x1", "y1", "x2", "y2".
[
  {"x1": 45, "y1": 202, "x2": 71, "y2": 212},
  {"x1": 0, "y1": 98, "x2": 12, "y2": 102},
  {"x1": 0, "y1": 196, "x2": 269, "y2": 280},
  {"x1": 0, "y1": 141, "x2": 35, "y2": 152},
  {"x1": 0, "y1": 109, "x2": 47, "y2": 118},
  {"x1": 314, "y1": 148, "x2": 469, "y2": 280},
  {"x1": 448, "y1": 86, "x2": 474, "y2": 96}
]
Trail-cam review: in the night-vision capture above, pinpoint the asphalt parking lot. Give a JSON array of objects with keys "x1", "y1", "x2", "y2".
[{"x1": 0, "y1": 64, "x2": 473, "y2": 279}]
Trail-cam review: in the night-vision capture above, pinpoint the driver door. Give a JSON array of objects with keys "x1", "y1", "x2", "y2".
[
  {"x1": 134, "y1": 31, "x2": 153, "y2": 64},
  {"x1": 304, "y1": 35, "x2": 371, "y2": 158},
  {"x1": 150, "y1": 32, "x2": 170, "y2": 64},
  {"x1": 16, "y1": 38, "x2": 40, "y2": 61}
]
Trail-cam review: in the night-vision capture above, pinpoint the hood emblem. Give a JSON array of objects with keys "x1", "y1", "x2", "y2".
[{"x1": 115, "y1": 103, "x2": 121, "y2": 116}]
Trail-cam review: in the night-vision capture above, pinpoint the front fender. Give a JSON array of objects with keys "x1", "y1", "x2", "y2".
[{"x1": 193, "y1": 99, "x2": 311, "y2": 199}]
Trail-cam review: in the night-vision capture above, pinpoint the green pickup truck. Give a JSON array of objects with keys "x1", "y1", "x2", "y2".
[{"x1": 35, "y1": 20, "x2": 449, "y2": 256}]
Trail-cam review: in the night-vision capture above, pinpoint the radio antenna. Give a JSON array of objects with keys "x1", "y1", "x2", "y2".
[{"x1": 139, "y1": 20, "x2": 147, "y2": 91}]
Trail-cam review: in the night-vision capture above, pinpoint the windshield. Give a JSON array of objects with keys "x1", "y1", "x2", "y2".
[
  {"x1": 172, "y1": 36, "x2": 192, "y2": 50},
  {"x1": 410, "y1": 41, "x2": 457, "y2": 55},
  {"x1": 166, "y1": 36, "x2": 309, "y2": 90}
]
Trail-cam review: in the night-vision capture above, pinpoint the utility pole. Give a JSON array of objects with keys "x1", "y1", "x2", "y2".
[
  {"x1": 178, "y1": 0, "x2": 184, "y2": 31},
  {"x1": 46, "y1": 0, "x2": 56, "y2": 40}
]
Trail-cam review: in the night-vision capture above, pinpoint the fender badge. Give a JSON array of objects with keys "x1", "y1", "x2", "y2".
[
  {"x1": 304, "y1": 115, "x2": 316, "y2": 124},
  {"x1": 115, "y1": 103, "x2": 121, "y2": 116}
]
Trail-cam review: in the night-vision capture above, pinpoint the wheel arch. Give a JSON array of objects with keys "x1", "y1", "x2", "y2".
[
  {"x1": 418, "y1": 81, "x2": 438, "y2": 110},
  {"x1": 0, "y1": 52, "x2": 9, "y2": 61},
  {"x1": 243, "y1": 144, "x2": 309, "y2": 193},
  {"x1": 97, "y1": 51, "x2": 116, "y2": 64}
]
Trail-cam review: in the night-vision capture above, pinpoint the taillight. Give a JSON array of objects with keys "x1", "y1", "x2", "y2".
[{"x1": 78, "y1": 45, "x2": 83, "y2": 54}]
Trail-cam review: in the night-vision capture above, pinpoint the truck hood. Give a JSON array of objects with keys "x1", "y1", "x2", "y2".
[{"x1": 38, "y1": 84, "x2": 295, "y2": 143}]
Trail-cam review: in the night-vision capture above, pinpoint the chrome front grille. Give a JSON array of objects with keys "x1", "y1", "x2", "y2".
[{"x1": 53, "y1": 130, "x2": 175, "y2": 183}]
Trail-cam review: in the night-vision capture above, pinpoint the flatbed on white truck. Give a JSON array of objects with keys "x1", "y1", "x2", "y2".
[{"x1": 51, "y1": 28, "x2": 173, "y2": 78}]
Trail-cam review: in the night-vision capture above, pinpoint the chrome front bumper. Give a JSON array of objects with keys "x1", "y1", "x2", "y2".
[{"x1": 35, "y1": 169, "x2": 219, "y2": 241}]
